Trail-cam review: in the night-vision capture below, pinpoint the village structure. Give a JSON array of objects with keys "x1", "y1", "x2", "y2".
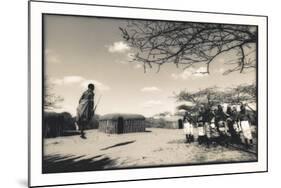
[{"x1": 98, "y1": 113, "x2": 146, "y2": 134}]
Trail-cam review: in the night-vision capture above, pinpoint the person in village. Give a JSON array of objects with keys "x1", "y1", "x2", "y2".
[
  {"x1": 183, "y1": 112, "x2": 194, "y2": 143},
  {"x1": 76, "y1": 83, "x2": 95, "y2": 139},
  {"x1": 230, "y1": 106, "x2": 242, "y2": 144},
  {"x1": 238, "y1": 104, "x2": 253, "y2": 148},
  {"x1": 215, "y1": 105, "x2": 230, "y2": 147},
  {"x1": 209, "y1": 108, "x2": 220, "y2": 146},
  {"x1": 204, "y1": 106, "x2": 214, "y2": 147},
  {"x1": 225, "y1": 105, "x2": 238, "y2": 143},
  {"x1": 197, "y1": 106, "x2": 206, "y2": 145}
]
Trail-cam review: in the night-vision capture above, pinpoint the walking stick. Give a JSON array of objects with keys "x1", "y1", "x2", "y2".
[{"x1": 93, "y1": 95, "x2": 102, "y2": 114}]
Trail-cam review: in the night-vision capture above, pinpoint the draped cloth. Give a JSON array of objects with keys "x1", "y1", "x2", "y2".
[
  {"x1": 218, "y1": 121, "x2": 229, "y2": 136},
  {"x1": 76, "y1": 89, "x2": 94, "y2": 123},
  {"x1": 204, "y1": 122, "x2": 211, "y2": 138},
  {"x1": 241, "y1": 121, "x2": 253, "y2": 140},
  {"x1": 233, "y1": 122, "x2": 242, "y2": 133},
  {"x1": 183, "y1": 122, "x2": 193, "y2": 135},
  {"x1": 197, "y1": 122, "x2": 205, "y2": 136},
  {"x1": 210, "y1": 123, "x2": 220, "y2": 138}
]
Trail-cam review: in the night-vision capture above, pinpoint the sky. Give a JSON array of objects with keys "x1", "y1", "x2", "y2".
[{"x1": 44, "y1": 15, "x2": 256, "y2": 117}]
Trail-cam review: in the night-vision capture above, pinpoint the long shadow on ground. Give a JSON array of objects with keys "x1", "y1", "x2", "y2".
[
  {"x1": 43, "y1": 154, "x2": 116, "y2": 173},
  {"x1": 100, "y1": 140, "x2": 136, "y2": 151}
]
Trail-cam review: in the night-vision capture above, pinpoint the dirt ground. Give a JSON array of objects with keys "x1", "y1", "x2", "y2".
[{"x1": 43, "y1": 128, "x2": 257, "y2": 173}]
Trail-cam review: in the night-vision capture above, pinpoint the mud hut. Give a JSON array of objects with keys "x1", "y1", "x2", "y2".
[
  {"x1": 162, "y1": 115, "x2": 183, "y2": 129},
  {"x1": 43, "y1": 112, "x2": 75, "y2": 138},
  {"x1": 99, "y1": 113, "x2": 146, "y2": 134}
]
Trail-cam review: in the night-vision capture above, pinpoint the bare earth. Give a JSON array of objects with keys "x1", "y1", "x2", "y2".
[{"x1": 43, "y1": 128, "x2": 257, "y2": 173}]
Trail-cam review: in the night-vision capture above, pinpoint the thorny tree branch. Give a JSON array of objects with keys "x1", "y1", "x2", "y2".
[{"x1": 120, "y1": 21, "x2": 257, "y2": 74}]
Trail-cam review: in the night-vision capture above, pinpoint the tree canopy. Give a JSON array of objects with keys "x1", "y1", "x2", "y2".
[
  {"x1": 175, "y1": 83, "x2": 256, "y2": 112},
  {"x1": 120, "y1": 21, "x2": 257, "y2": 74},
  {"x1": 176, "y1": 86, "x2": 224, "y2": 111}
]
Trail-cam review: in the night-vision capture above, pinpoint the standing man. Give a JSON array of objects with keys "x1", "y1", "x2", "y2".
[
  {"x1": 76, "y1": 83, "x2": 95, "y2": 139},
  {"x1": 209, "y1": 108, "x2": 220, "y2": 145},
  {"x1": 238, "y1": 104, "x2": 253, "y2": 148},
  {"x1": 204, "y1": 106, "x2": 214, "y2": 147},
  {"x1": 230, "y1": 106, "x2": 242, "y2": 144},
  {"x1": 215, "y1": 105, "x2": 229, "y2": 146},
  {"x1": 225, "y1": 105, "x2": 236, "y2": 143},
  {"x1": 197, "y1": 106, "x2": 206, "y2": 145},
  {"x1": 183, "y1": 112, "x2": 194, "y2": 143}
]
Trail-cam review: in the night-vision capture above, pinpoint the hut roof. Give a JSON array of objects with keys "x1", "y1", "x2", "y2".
[
  {"x1": 162, "y1": 115, "x2": 183, "y2": 122},
  {"x1": 100, "y1": 113, "x2": 145, "y2": 120}
]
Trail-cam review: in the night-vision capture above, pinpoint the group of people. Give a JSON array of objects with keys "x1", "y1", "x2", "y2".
[{"x1": 183, "y1": 104, "x2": 254, "y2": 149}]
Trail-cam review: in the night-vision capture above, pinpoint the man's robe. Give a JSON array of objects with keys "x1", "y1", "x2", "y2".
[{"x1": 76, "y1": 89, "x2": 94, "y2": 123}]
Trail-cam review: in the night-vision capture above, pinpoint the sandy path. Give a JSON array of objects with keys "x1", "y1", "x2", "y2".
[{"x1": 43, "y1": 128, "x2": 257, "y2": 173}]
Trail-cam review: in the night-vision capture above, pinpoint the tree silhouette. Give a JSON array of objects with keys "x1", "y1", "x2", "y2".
[{"x1": 120, "y1": 21, "x2": 257, "y2": 73}]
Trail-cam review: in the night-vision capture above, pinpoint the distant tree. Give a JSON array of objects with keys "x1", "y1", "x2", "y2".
[
  {"x1": 44, "y1": 77, "x2": 63, "y2": 110},
  {"x1": 175, "y1": 83, "x2": 256, "y2": 113},
  {"x1": 153, "y1": 111, "x2": 172, "y2": 117},
  {"x1": 120, "y1": 21, "x2": 257, "y2": 73},
  {"x1": 229, "y1": 83, "x2": 256, "y2": 104},
  {"x1": 175, "y1": 87, "x2": 223, "y2": 109},
  {"x1": 176, "y1": 104, "x2": 198, "y2": 115},
  {"x1": 224, "y1": 82, "x2": 256, "y2": 112},
  {"x1": 176, "y1": 104, "x2": 194, "y2": 112}
]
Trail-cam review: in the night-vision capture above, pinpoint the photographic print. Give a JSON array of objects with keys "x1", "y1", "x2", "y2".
[
  {"x1": 29, "y1": 1, "x2": 267, "y2": 187},
  {"x1": 43, "y1": 14, "x2": 259, "y2": 172}
]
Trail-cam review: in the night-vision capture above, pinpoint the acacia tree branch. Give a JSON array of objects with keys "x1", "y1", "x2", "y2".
[{"x1": 120, "y1": 21, "x2": 257, "y2": 74}]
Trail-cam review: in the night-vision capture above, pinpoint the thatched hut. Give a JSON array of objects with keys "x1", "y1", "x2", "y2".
[
  {"x1": 99, "y1": 113, "x2": 146, "y2": 134},
  {"x1": 162, "y1": 115, "x2": 183, "y2": 129},
  {"x1": 43, "y1": 112, "x2": 75, "y2": 138},
  {"x1": 43, "y1": 112, "x2": 101, "y2": 138}
]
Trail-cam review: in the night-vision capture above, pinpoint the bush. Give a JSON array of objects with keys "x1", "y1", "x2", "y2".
[{"x1": 145, "y1": 118, "x2": 176, "y2": 129}]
